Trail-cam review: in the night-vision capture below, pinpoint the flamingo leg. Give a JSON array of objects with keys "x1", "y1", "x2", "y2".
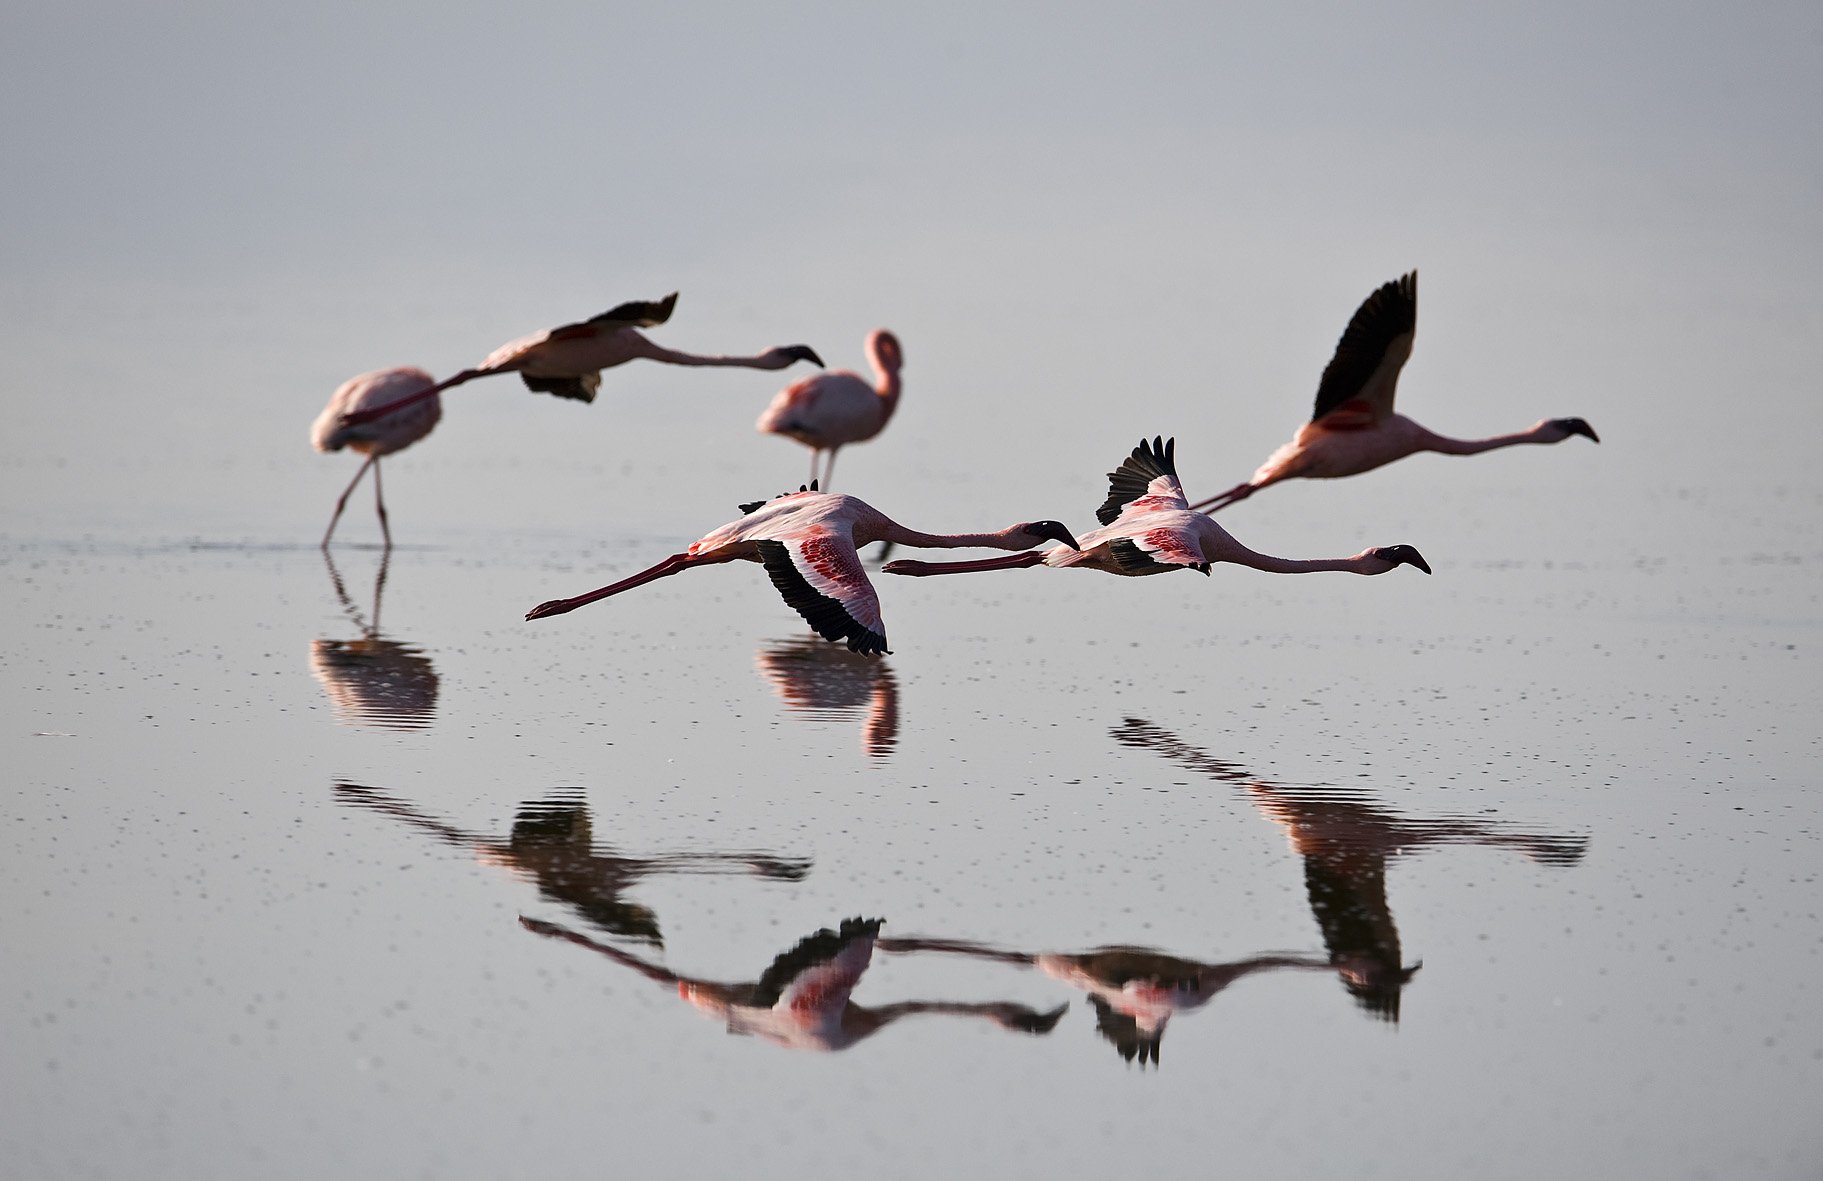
[
  {"x1": 525, "y1": 552, "x2": 735, "y2": 620},
  {"x1": 323, "y1": 454, "x2": 377, "y2": 548},
  {"x1": 882, "y1": 552, "x2": 1047, "y2": 577},
  {"x1": 1188, "y1": 481, "x2": 1255, "y2": 514},
  {"x1": 822, "y1": 447, "x2": 841, "y2": 491},
  {"x1": 372, "y1": 456, "x2": 392, "y2": 549}
]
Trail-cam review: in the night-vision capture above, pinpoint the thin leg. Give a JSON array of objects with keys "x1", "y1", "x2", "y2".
[
  {"x1": 808, "y1": 449, "x2": 820, "y2": 487},
  {"x1": 372, "y1": 456, "x2": 392, "y2": 549},
  {"x1": 323, "y1": 455, "x2": 376, "y2": 548},
  {"x1": 882, "y1": 552, "x2": 1046, "y2": 577},
  {"x1": 525, "y1": 552, "x2": 736, "y2": 620},
  {"x1": 519, "y1": 917, "x2": 681, "y2": 985},
  {"x1": 1187, "y1": 481, "x2": 1255, "y2": 514},
  {"x1": 822, "y1": 447, "x2": 840, "y2": 491}
]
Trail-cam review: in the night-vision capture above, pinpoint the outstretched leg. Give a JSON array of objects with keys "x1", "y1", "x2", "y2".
[
  {"x1": 525, "y1": 552, "x2": 736, "y2": 620},
  {"x1": 1187, "y1": 481, "x2": 1255, "y2": 514},
  {"x1": 882, "y1": 552, "x2": 1047, "y2": 577},
  {"x1": 323, "y1": 454, "x2": 377, "y2": 548}
]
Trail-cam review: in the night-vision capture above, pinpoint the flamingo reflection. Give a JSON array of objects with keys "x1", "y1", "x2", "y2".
[
  {"x1": 522, "y1": 914, "x2": 1065, "y2": 1053},
  {"x1": 754, "y1": 637, "x2": 901, "y2": 758},
  {"x1": 878, "y1": 935, "x2": 1330, "y2": 1067},
  {"x1": 334, "y1": 783, "x2": 808, "y2": 946},
  {"x1": 311, "y1": 548, "x2": 438, "y2": 730},
  {"x1": 1112, "y1": 717, "x2": 1588, "y2": 1020}
]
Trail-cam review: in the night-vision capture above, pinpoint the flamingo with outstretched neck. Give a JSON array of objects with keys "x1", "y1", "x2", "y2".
[
  {"x1": 756, "y1": 328, "x2": 903, "y2": 489},
  {"x1": 340, "y1": 293, "x2": 822, "y2": 427},
  {"x1": 1189, "y1": 271, "x2": 1598, "y2": 513},
  {"x1": 524, "y1": 485, "x2": 1077, "y2": 654},
  {"x1": 884, "y1": 436, "x2": 1430, "y2": 583}
]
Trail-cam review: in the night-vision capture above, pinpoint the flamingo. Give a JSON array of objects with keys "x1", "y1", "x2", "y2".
[
  {"x1": 311, "y1": 366, "x2": 441, "y2": 548},
  {"x1": 755, "y1": 328, "x2": 902, "y2": 488},
  {"x1": 339, "y1": 293, "x2": 823, "y2": 427},
  {"x1": 523, "y1": 485, "x2": 1078, "y2": 655},
  {"x1": 1188, "y1": 271, "x2": 1598, "y2": 513},
  {"x1": 521, "y1": 915, "x2": 1066, "y2": 1053},
  {"x1": 883, "y1": 436, "x2": 1430, "y2": 583}
]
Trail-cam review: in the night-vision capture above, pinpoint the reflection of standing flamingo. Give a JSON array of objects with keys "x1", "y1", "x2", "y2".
[
  {"x1": 1187, "y1": 272, "x2": 1598, "y2": 514},
  {"x1": 885, "y1": 437, "x2": 1429, "y2": 581},
  {"x1": 756, "y1": 328, "x2": 902, "y2": 488},
  {"x1": 312, "y1": 548, "x2": 440, "y2": 730},
  {"x1": 525, "y1": 487, "x2": 1077, "y2": 655},
  {"x1": 753, "y1": 637, "x2": 901, "y2": 758},
  {"x1": 312, "y1": 366, "x2": 441, "y2": 547},
  {"x1": 522, "y1": 915, "x2": 1065, "y2": 1053},
  {"x1": 340, "y1": 293, "x2": 822, "y2": 426},
  {"x1": 1112, "y1": 717, "x2": 1588, "y2": 1020},
  {"x1": 334, "y1": 784, "x2": 807, "y2": 946},
  {"x1": 878, "y1": 935, "x2": 1329, "y2": 1067}
]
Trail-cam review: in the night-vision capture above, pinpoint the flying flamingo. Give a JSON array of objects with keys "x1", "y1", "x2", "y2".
[
  {"x1": 520, "y1": 915, "x2": 1066, "y2": 1053},
  {"x1": 755, "y1": 328, "x2": 902, "y2": 488},
  {"x1": 523, "y1": 485, "x2": 1078, "y2": 655},
  {"x1": 340, "y1": 293, "x2": 823, "y2": 427},
  {"x1": 311, "y1": 366, "x2": 441, "y2": 548},
  {"x1": 1188, "y1": 271, "x2": 1598, "y2": 513},
  {"x1": 883, "y1": 436, "x2": 1430, "y2": 583}
]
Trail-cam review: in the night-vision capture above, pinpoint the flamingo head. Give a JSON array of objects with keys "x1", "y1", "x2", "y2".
[
  {"x1": 865, "y1": 329, "x2": 904, "y2": 373},
  {"x1": 1547, "y1": 416, "x2": 1599, "y2": 443},
  {"x1": 1364, "y1": 544, "x2": 1431, "y2": 574},
  {"x1": 1016, "y1": 520, "x2": 1080, "y2": 550},
  {"x1": 774, "y1": 344, "x2": 825, "y2": 368}
]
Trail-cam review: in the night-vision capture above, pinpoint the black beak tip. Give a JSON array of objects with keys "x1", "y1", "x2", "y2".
[{"x1": 799, "y1": 347, "x2": 826, "y2": 368}]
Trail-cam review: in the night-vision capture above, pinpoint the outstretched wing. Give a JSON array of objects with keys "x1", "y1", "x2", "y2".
[
  {"x1": 533, "y1": 292, "x2": 682, "y2": 350},
  {"x1": 748, "y1": 917, "x2": 883, "y2": 1013},
  {"x1": 1110, "y1": 528, "x2": 1212, "y2": 576},
  {"x1": 756, "y1": 534, "x2": 890, "y2": 655},
  {"x1": 1097, "y1": 436, "x2": 1188, "y2": 525},
  {"x1": 1310, "y1": 271, "x2": 1416, "y2": 426}
]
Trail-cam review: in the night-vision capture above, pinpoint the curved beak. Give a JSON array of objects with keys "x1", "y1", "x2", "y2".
[
  {"x1": 1035, "y1": 522, "x2": 1080, "y2": 549},
  {"x1": 1370, "y1": 544, "x2": 1431, "y2": 574},
  {"x1": 1557, "y1": 417, "x2": 1599, "y2": 443},
  {"x1": 791, "y1": 345, "x2": 826, "y2": 368}
]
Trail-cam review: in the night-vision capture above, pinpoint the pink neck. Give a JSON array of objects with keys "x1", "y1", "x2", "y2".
[{"x1": 1425, "y1": 426, "x2": 1546, "y2": 456}]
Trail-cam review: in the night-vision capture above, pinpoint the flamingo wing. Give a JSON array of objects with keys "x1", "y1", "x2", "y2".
[
  {"x1": 1310, "y1": 271, "x2": 1416, "y2": 427},
  {"x1": 1097, "y1": 436, "x2": 1189, "y2": 525},
  {"x1": 756, "y1": 534, "x2": 890, "y2": 655},
  {"x1": 1110, "y1": 526, "x2": 1212, "y2": 576},
  {"x1": 542, "y1": 293, "x2": 680, "y2": 342},
  {"x1": 748, "y1": 917, "x2": 883, "y2": 1013}
]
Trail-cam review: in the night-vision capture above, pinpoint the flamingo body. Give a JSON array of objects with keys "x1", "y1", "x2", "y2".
[
  {"x1": 312, "y1": 366, "x2": 441, "y2": 547},
  {"x1": 525, "y1": 487, "x2": 1077, "y2": 655},
  {"x1": 756, "y1": 328, "x2": 902, "y2": 488},
  {"x1": 885, "y1": 437, "x2": 1430, "y2": 582},
  {"x1": 1190, "y1": 271, "x2": 1598, "y2": 513}
]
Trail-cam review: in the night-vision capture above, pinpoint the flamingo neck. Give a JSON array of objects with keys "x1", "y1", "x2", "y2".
[
  {"x1": 1424, "y1": 425, "x2": 1547, "y2": 456},
  {"x1": 1225, "y1": 550, "x2": 1366, "y2": 575},
  {"x1": 881, "y1": 524, "x2": 1037, "y2": 551}
]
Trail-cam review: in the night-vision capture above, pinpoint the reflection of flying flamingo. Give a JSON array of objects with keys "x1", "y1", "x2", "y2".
[
  {"x1": 312, "y1": 366, "x2": 441, "y2": 547},
  {"x1": 885, "y1": 436, "x2": 1429, "y2": 581},
  {"x1": 525, "y1": 487, "x2": 1078, "y2": 655},
  {"x1": 311, "y1": 548, "x2": 439, "y2": 731},
  {"x1": 756, "y1": 329, "x2": 902, "y2": 488},
  {"x1": 1187, "y1": 272, "x2": 1598, "y2": 514},
  {"x1": 334, "y1": 783, "x2": 808, "y2": 946},
  {"x1": 753, "y1": 637, "x2": 901, "y2": 758},
  {"x1": 1112, "y1": 717, "x2": 1588, "y2": 1020},
  {"x1": 340, "y1": 293, "x2": 822, "y2": 427},
  {"x1": 878, "y1": 935, "x2": 1329, "y2": 1068},
  {"x1": 522, "y1": 915, "x2": 1066, "y2": 1053}
]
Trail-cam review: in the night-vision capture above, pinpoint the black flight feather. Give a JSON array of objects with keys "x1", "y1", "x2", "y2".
[
  {"x1": 520, "y1": 373, "x2": 599, "y2": 402},
  {"x1": 742, "y1": 917, "x2": 884, "y2": 1008},
  {"x1": 585, "y1": 292, "x2": 678, "y2": 329},
  {"x1": 738, "y1": 482, "x2": 819, "y2": 516},
  {"x1": 1310, "y1": 272, "x2": 1416, "y2": 423},
  {"x1": 1098, "y1": 436, "x2": 1178, "y2": 525},
  {"x1": 756, "y1": 540, "x2": 890, "y2": 656}
]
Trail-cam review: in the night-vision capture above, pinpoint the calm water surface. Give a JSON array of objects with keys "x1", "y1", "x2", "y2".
[{"x1": 6, "y1": 451, "x2": 1819, "y2": 1178}]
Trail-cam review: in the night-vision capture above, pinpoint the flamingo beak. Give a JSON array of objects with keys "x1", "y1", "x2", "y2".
[
  {"x1": 1554, "y1": 417, "x2": 1599, "y2": 443},
  {"x1": 1028, "y1": 521, "x2": 1080, "y2": 549},
  {"x1": 1370, "y1": 545, "x2": 1431, "y2": 574},
  {"x1": 790, "y1": 345, "x2": 826, "y2": 368}
]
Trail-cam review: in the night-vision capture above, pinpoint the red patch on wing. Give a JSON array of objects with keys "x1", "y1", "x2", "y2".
[
  {"x1": 1318, "y1": 399, "x2": 1376, "y2": 430},
  {"x1": 799, "y1": 531, "x2": 865, "y2": 590},
  {"x1": 1142, "y1": 529, "x2": 1201, "y2": 565}
]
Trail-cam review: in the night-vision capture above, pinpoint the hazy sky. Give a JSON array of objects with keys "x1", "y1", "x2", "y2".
[{"x1": 3, "y1": 2, "x2": 1820, "y2": 532}]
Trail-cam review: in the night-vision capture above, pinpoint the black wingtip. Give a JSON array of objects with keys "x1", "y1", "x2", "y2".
[{"x1": 1096, "y1": 435, "x2": 1180, "y2": 525}]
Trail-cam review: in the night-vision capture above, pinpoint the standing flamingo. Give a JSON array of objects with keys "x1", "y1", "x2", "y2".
[
  {"x1": 524, "y1": 485, "x2": 1077, "y2": 654},
  {"x1": 311, "y1": 366, "x2": 441, "y2": 548},
  {"x1": 755, "y1": 328, "x2": 902, "y2": 488},
  {"x1": 340, "y1": 293, "x2": 823, "y2": 427},
  {"x1": 1189, "y1": 271, "x2": 1598, "y2": 513},
  {"x1": 884, "y1": 437, "x2": 1430, "y2": 583}
]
